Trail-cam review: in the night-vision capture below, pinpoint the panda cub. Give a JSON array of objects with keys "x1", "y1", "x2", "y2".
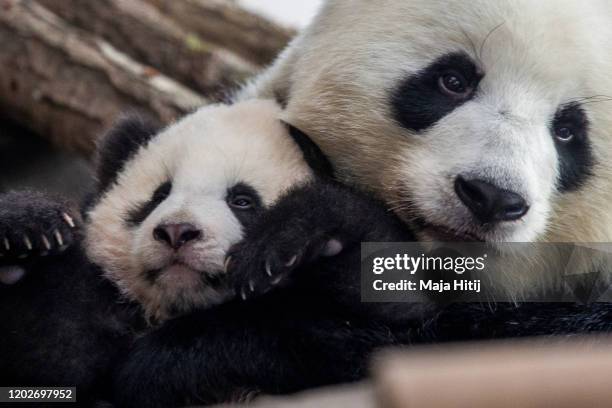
[
  {"x1": 0, "y1": 100, "x2": 332, "y2": 403},
  {"x1": 1, "y1": 99, "x2": 423, "y2": 406}
]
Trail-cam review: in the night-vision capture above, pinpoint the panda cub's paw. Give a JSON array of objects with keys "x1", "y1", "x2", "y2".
[
  {"x1": 0, "y1": 190, "x2": 80, "y2": 264},
  {"x1": 227, "y1": 226, "x2": 344, "y2": 301}
]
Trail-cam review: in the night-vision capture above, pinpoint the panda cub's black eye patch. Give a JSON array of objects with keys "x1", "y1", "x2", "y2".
[
  {"x1": 227, "y1": 183, "x2": 263, "y2": 228},
  {"x1": 551, "y1": 103, "x2": 594, "y2": 192},
  {"x1": 391, "y1": 52, "x2": 483, "y2": 132},
  {"x1": 126, "y1": 181, "x2": 172, "y2": 226}
]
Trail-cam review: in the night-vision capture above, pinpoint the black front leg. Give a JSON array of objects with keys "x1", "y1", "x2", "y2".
[
  {"x1": 227, "y1": 181, "x2": 414, "y2": 298},
  {"x1": 227, "y1": 181, "x2": 430, "y2": 322}
]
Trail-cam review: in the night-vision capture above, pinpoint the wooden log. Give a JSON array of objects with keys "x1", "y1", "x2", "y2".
[
  {"x1": 37, "y1": 0, "x2": 257, "y2": 97},
  {"x1": 0, "y1": 0, "x2": 206, "y2": 157},
  {"x1": 143, "y1": 0, "x2": 296, "y2": 67},
  {"x1": 374, "y1": 337, "x2": 612, "y2": 408}
]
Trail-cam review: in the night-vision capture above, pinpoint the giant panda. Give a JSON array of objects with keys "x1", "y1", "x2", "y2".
[
  {"x1": 0, "y1": 99, "x2": 325, "y2": 403},
  {"x1": 239, "y1": 1, "x2": 612, "y2": 301}
]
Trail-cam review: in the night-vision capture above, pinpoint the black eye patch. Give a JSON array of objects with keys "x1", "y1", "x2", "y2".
[
  {"x1": 391, "y1": 52, "x2": 483, "y2": 132},
  {"x1": 226, "y1": 183, "x2": 263, "y2": 228},
  {"x1": 126, "y1": 181, "x2": 172, "y2": 226},
  {"x1": 551, "y1": 103, "x2": 594, "y2": 192}
]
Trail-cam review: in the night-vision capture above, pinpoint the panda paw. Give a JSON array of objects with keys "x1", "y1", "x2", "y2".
[
  {"x1": 226, "y1": 226, "x2": 344, "y2": 301},
  {"x1": 0, "y1": 190, "x2": 81, "y2": 264}
]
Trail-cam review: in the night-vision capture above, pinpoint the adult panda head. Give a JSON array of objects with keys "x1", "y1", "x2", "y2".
[
  {"x1": 85, "y1": 100, "x2": 314, "y2": 321},
  {"x1": 248, "y1": 0, "x2": 612, "y2": 244}
]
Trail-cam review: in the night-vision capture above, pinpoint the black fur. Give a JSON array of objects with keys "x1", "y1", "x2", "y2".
[
  {"x1": 287, "y1": 124, "x2": 335, "y2": 178},
  {"x1": 0, "y1": 115, "x2": 160, "y2": 405},
  {"x1": 424, "y1": 302, "x2": 612, "y2": 341},
  {"x1": 113, "y1": 180, "x2": 423, "y2": 407},
  {"x1": 95, "y1": 114, "x2": 161, "y2": 195},
  {"x1": 227, "y1": 181, "x2": 417, "y2": 316},
  {"x1": 0, "y1": 191, "x2": 144, "y2": 406},
  {"x1": 114, "y1": 299, "x2": 417, "y2": 407},
  {"x1": 114, "y1": 296, "x2": 612, "y2": 405},
  {"x1": 391, "y1": 52, "x2": 483, "y2": 132},
  {"x1": 113, "y1": 181, "x2": 612, "y2": 408},
  {"x1": 551, "y1": 103, "x2": 594, "y2": 191}
]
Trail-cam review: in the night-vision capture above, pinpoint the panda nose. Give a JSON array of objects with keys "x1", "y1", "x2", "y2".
[
  {"x1": 454, "y1": 176, "x2": 529, "y2": 223},
  {"x1": 153, "y1": 223, "x2": 202, "y2": 250}
]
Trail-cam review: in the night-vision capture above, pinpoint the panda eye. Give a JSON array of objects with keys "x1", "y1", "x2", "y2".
[
  {"x1": 555, "y1": 126, "x2": 575, "y2": 143},
  {"x1": 230, "y1": 195, "x2": 254, "y2": 210},
  {"x1": 550, "y1": 102, "x2": 593, "y2": 191},
  {"x1": 126, "y1": 181, "x2": 172, "y2": 226},
  {"x1": 438, "y1": 71, "x2": 471, "y2": 98},
  {"x1": 227, "y1": 183, "x2": 261, "y2": 213},
  {"x1": 152, "y1": 182, "x2": 172, "y2": 201},
  {"x1": 552, "y1": 103, "x2": 588, "y2": 145}
]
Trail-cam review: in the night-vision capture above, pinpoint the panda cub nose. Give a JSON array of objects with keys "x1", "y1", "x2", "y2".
[
  {"x1": 153, "y1": 223, "x2": 202, "y2": 250},
  {"x1": 454, "y1": 176, "x2": 529, "y2": 224}
]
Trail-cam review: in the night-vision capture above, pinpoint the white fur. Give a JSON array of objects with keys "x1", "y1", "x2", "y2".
[
  {"x1": 86, "y1": 100, "x2": 313, "y2": 320},
  {"x1": 240, "y1": 0, "x2": 612, "y2": 296}
]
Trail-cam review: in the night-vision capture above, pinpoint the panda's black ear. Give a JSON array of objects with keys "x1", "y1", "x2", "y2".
[
  {"x1": 285, "y1": 123, "x2": 335, "y2": 179},
  {"x1": 95, "y1": 113, "x2": 161, "y2": 194}
]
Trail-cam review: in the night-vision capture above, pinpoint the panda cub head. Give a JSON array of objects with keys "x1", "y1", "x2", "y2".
[{"x1": 86, "y1": 100, "x2": 314, "y2": 321}]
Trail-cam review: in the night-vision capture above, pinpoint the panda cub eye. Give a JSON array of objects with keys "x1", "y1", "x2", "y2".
[
  {"x1": 152, "y1": 182, "x2": 172, "y2": 202},
  {"x1": 226, "y1": 183, "x2": 262, "y2": 212},
  {"x1": 126, "y1": 181, "x2": 172, "y2": 226},
  {"x1": 230, "y1": 195, "x2": 254, "y2": 210}
]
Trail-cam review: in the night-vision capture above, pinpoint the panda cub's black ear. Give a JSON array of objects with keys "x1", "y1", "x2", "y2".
[
  {"x1": 285, "y1": 123, "x2": 335, "y2": 180},
  {"x1": 95, "y1": 113, "x2": 161, "y2": 194}
]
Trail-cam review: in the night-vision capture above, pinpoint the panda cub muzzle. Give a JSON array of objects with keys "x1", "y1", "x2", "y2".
[{"x1": 148, "y1": 222, "x2": 208, "y2": 283}]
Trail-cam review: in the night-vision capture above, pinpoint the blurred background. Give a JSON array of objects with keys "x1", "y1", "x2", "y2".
[{"x1": 0, "y1": 0, "x2": 323, "y2": 201}]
